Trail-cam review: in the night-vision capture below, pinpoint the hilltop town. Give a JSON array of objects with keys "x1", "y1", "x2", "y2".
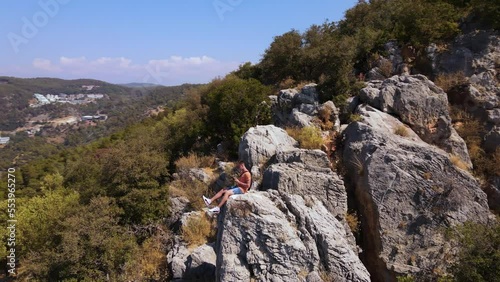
[{"x1": 30, "y1": 84, "x2": 105, "y2": 107}]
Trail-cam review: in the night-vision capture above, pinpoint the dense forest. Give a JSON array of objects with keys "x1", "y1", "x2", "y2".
[{"x1": 1, "y1": 0, "x2": 499, "y2": 280}]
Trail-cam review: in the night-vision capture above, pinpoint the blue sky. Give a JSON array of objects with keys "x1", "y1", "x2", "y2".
[{"x1": 1, "y1": 0, "x2": 358, "y2": 85}]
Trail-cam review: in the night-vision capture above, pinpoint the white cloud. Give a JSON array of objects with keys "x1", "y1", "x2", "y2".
[
  {"x1": 33, "y1": 58, "x2": 61, "y2": 71},
  {"x1": 28, "y1": 55, "x2": 239, "y2": 85},
  {"x1": 60, "y1": 56, "x2": 87, "y2": 66}
]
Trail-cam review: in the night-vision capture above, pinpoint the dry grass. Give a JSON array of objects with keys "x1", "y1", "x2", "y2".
[
  {"x1": 379, "y1": 59, "x2": 393, "y2": 78},
  {"x1": 422, "y1": 172, "x2": 432, "y2": 180},
  {"x1": 318, "y1": 107, "x2": 335, "y2": 130},
  {"x1": 319, "y1": 270, "x2": 336, "y2": 282},
  {"x1": 296, "y1": 80, "x2": 315, "y2": 90},
  {"x1": 351, "y1": 156, "x2": 364, "y2": 176},
  {"x1": 434, "y1": 72, "x2": 466, "y2": 93},
  {"x1": 286, "y1": 126, "x2": 324, "y2": 149},
  {"x1": 181, "y1": 213, "x2": 216, "y2": 248},
  {"x1": 169, "y1": 179, "x2": 209, "y2": 210},
  {"x1": 394, "y1": 125, "x2": 409, "y2": 137},
  {"x1": 278, "y1": 77, "x2": 296, "y2": 89},
  {"x1": 175, "y1": 153, "x2": 215, "y2": 173},
  {"x1": 449, "y1": 154, "x2": 469, "y2": 171},
  {"x1": 345, "y1": 212, "x2": 360, "y2": 233}
]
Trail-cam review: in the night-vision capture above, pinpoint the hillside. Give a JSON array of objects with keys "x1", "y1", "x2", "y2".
[
  {"x1": 0, "y1": 76, "x2": 138, "y2": 131},
  {"x1": 0, "y1": 77, "x2": 198, "y2": 170}
]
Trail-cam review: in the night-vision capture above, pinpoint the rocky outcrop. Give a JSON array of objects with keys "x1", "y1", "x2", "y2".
[
  {"x1": 167, "y1": 196, "x2": 190, "y2": 231},
  {"x1": 270, "y1": 83, "x2": 339, "y2": 129},
  {"x1": 215, "y1": 190, "x2": 370, "y2": 282},
  {"x1": 429, "y1": 30, "x2": 499, "y2": 77},
  {"x1": 429, "y1": 30, "x2": 500, "y2": 154},
  {"x1": 342, "y1": 105, "x2": 493, "y2": 281},
  {"x1": 238, "y1": 125, "x2": 298, "y2": 181},
  {"x1": 168, "y1": 239, "x2": 217, "y2": 281},
  {"x1": 262, "y1": 149, "x2": 347, "y2": 219},
  {"x1": 360, "y1": 74, "x2": 472, "y2": 167}
]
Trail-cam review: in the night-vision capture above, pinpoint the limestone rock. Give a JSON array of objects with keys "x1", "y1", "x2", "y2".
[
  {"x1": 167, "y1": 196, "x2": 190, "y2": 231},
  {"x1": 168, "y1": 238, "x2": 216, "y2": 281},
  {"x1": 484, "y1": 126, "x2": 500, "y2": 153},
  {"x1": 359, "y1": 74, "x2": 472, "y2": 167},
  {"x1": 271, "y1": 84, "x2": 334, "y2": 129},
  {"x1": 215, "y1": 191, "x2": 370, "y2": 282},
  {"x1": 238, "y1": 125, "x2": 298, "y2": 172},
  {"x1": 342, "y1": 105, "x2": 493, "y2": 280},
  {"x1": 262, "y1": 149, "x2": 347, "y2": 218}
]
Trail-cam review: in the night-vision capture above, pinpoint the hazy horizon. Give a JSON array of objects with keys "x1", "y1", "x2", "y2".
[{"x1": 1, "y1": 0, "x2": 357, "y2": 86}]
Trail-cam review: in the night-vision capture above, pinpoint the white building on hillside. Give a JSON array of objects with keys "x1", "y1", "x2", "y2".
[
  {"x1": 34, "y1": 93, "x2": 50, "y2": 105},
  {"x1": 0, "y1": 137, "x2": 10, "y2": 145}
]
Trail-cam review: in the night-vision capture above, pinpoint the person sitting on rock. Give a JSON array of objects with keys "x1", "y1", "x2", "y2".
[{"x1": 203, "y1": 161, "x2": 251, "y2": 214}]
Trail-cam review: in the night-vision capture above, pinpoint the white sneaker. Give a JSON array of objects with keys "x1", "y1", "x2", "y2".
[
  {"x1": 203, "y1": 196, "x2": 211, "y2": 207},
  {"x1": 208, "y1": 206, "x2": 220, "y2": 214}
]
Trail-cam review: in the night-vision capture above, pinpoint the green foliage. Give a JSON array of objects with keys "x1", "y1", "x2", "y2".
[
  {"x1": 201, "y1": 75, "x2": 271, "y2": 155},
  {"x1": 448, "y1": 221, "x2": 500, "y2": 282},
  {"x1": 260, "y1": 30, "x2": 303, "y2": 84},
  {"x1": 397, "y1": 275, "x2": 416, "y2": 282}
]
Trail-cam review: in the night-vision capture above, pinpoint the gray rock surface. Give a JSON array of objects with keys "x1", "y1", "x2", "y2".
[
  {"x1": 431, "y1": 30, "x2": 499, "y2": 76},
  {"x1": 262, "y1": 149, "x2": 347, "y2": 218},
  {"x1": 215, "y1": 190, "x2": 370, "y2": 282},
  {"x1": 168, "y1": 239, "x2": 216, "y2": 281},
  {"x1": 238, "y1": 125, "x2": 298, "y2": 177},
  {"x1": 270, "y1": 84, "x2": 339, "y2": 129},
  {"x1": 167, "y1": 196, "x2": 190, "y2": 231},
  {"x1": 484, "y1": 126, "x2": 500, "y2": 153},
  {"x1": 359, "y1": 74, "x2": 472, "y2": 167},
  {"x1": 342, "y1": 105, "x2": 493, "y2": 281}
]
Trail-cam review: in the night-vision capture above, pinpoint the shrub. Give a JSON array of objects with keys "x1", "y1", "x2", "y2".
[
  {"x1": 169, "y1": 179, "x2": 209, "y2": 211},
  {"x1": 447, "y1": 221, "x2": 500, "y2": 282},
  {"x1": 175, "y1": 153, "x2": 215, "y2": 173},
  {"x1": 379, "y1": 59, "x2": 393, "y2": 78},
  {"x1": 434, "y1": 72, "x2": 466, "y2": 93},
  {"x1": 348, "y1": 114, "x2": 363, "y2": 123},
  {"x1": 181, "y1": 213, "x2": 216, "y2": 247},
  {"x1": 278, "y1": 77, "x2": 296, "y2": 89},
  {"x1": 345, "y1": 212, "x2": 360, "y2": 233},
  {"x1": 449, "y1": 154, "x2": 469, "y2": 171},
  {"x1": 394, "y1": 125, "x2": 409, "y2": 137},
  {"x1": 286, "y1": 126, "x2": 324, "y2": 149},
  {"x1": 397, "y1": 275, "x2": 416, "y2": 282}
]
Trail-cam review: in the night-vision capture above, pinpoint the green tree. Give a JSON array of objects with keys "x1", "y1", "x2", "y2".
[
  {"x1": 201, "y1": 76, "x2": 271, "y2": 155},
  {"x1": 260, "y1": 30, "x2": 304, "y2": 85}
]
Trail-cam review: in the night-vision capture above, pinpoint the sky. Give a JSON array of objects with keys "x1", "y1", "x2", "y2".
[{"x1": 0, "y1": 0, "x2": 358, "y2": 85}]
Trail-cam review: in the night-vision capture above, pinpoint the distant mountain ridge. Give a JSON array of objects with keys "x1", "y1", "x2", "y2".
[{"x1": 120, "y1": 82, "x2": 161, "y2": 88}]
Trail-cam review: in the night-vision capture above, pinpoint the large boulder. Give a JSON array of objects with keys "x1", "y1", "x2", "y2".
[
  {"x1": 359, "y1": 74, "x2": 472, "y2": 167},
  {"x1": 168, "y1": 212, "x2": 217, "y2": 281},
  {"x1": 270, "y1": 84, "x2": 339, "y2": 129},
  {"x1": 262, "y1": 149, "x2": 347, "y2": 218},
  {"x1": 430, "y1": 30, "x2": 499, "y2": 76},
  {"x1": 342, "y1": 105, "x2": 493, "y2": 281},
  {"x1": 215, "y1": 190, "x2": 370, "y2": 282},
  {"x1": 238, "y1": 125, "x2": 298, "y2": 180},
  {"x1": 168, "y1": 240, "x2": 216, "y2": 281}
]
